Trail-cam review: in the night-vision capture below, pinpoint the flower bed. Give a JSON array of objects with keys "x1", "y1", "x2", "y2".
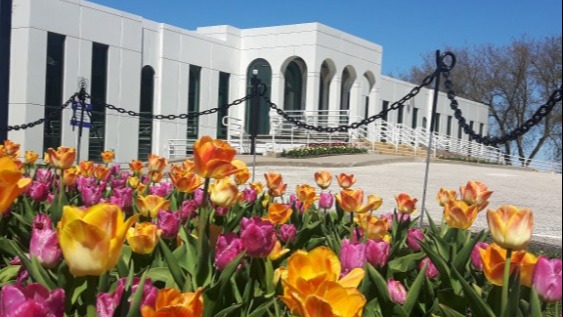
[
  {"x1": 0, "y1": 138, "x2": 561, "y2": 317},
  {"x1": 283, "y1": 144, "x2": 368, "y2": 158}
]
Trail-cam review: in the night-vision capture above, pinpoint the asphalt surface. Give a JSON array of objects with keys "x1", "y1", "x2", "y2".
[{"x1": 238, "y1": 154, "x2": 562, "y2": 247}]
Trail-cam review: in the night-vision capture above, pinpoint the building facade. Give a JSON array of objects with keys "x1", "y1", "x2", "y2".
[{"x1": 7, "y1": 0, "x2": 489, "y2": 162}]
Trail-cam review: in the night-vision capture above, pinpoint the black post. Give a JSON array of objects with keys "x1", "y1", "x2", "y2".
[
  {"x1": 76, "y1": 84, "x2": 87, "y2": 163},
  {"x1": 250, "y1": 70, "x2": 260, "y2": 155},
  {"x1": 0, "y1": 0, "x2": 13, "y2": 143}
]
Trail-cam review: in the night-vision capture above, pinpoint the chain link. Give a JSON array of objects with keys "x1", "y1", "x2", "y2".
[
  {"x1": 1, "y1": 95, "x2": 76, "y2": 132},
  {"x1": 443, "y1": 71, "x2": 562, "y2": 146},
  {"x1": 263, "y1": 71, "x2": 438, "y2": 133}
]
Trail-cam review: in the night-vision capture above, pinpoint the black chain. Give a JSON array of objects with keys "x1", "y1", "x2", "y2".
[
  {"x1": 263, "y1": 71, "x2": 438, "y2": 133},
  {"x1": 1, "y1": 95, "x2": 76, "y2": 132},
  {"x1": 443, "y1": 70, "x2": 562, "y2": 146},
  {"x1": 91, "y1": 94, "x2": 254, "y2": 120}
]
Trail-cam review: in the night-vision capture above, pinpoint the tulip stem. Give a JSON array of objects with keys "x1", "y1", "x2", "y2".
[
  {"x1": 85, "y1": 276, "x2": 99, "y2": 317},
  {"x1": 500, "y1": 248, "x2": 513, "y2": 317},
  {"x1": 202, "y1": 178, "x2": 210, "y2": 208}
]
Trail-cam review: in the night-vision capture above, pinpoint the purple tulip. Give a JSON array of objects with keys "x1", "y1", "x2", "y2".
[
  {"x1": 80, "y1": 184, "x2": 104, "y2": 207},
  {"x1": 110, "y1": 164, "x2": 121, "y2": 176},
  {"x1": 29, "y1": 214, "x2": 61, "y2": 269},
  {"x1": 110, "y1": 187, "x2": 134, "y2": 211},
  {"x1": 110, "y1": 177, "x2": 127, "y2": 190},
  {"x1": 419, "y1": 257, "x2": 439, "y2": 279},
  {"x1": 9, "y1": 257, "x2": 29, "y2": 285},
  {"x1": 241, "y1": 188, "x2": 258, "y2": 204},
  {"x1": 381, "y1": 212, "x2": 410, "y2": 226},
  {"x1": 214, "y1": 233, "x2": 245, "y2": 271},
  {"x1": 157, "y1": 210, "x2": 180, "y2": 239},
  {"x1": 180, "y1": 199, "x2": 198, "y2": 222},
  {"x1": 193, "y1": 188, "x2": 205, "y2": 207},
  {"x1": 149, "y1": 182, "x2": 173, "y2": 197},
  {"x1": 406, "y1": 228, "x2": 425, "y2": 251},
  {"x1": 289, "y1": 194, "x2": 304, "y2": 213},
  {"x1": 387, "y1": 279, "x2": 407, "y2": 305},
  {"x1": 215, "y1": 206, "x2": 230, "y2": 217},
  {"x1": 35, "y1": 168, "x2": 53, "y2": 184},
  {"x1": 28, "y1": 181, "x2": 49, "y2": 202},
  {"x1": 532, "y1": 256, "x2": 562, "y2": 302},
  {"x1": 0, "y1": 283, "x2": 65, "y2": 317},
  {"x1": 77, "y1": 176, "x2": 97, "y2": 192},
  {"x1": 96, "y1": 278, "x2": 158, "y2": 317},
  {"x1": 365, "y1": 239, "x2": 390, "y2": 269},
  {"x1": 471, "y1": 242, "x2": 489, "y2": 271},
  {"x1": 340, "y1": 239, "x2": 366, "y2": 276},
  {"x1": 240, "y1": 217, "x2": 277, "y2": 258},
  {"x1": 279, "y1": 224, "x2": 296, "y2": 244},
  {"x1": 47, "y1": 193, "x2": 54, "y2": 204},
  {"x1": 318, "y1": 192, "x2": 334, "y2": 209}
]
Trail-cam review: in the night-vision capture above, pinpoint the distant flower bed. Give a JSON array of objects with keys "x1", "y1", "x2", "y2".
[{"x1": 283, "y1": 144, "x2": 368, "y2": 158}]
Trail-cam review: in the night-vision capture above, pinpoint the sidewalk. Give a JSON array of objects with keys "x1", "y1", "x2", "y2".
[{"x1": 235, "y1": 153, "x2": 419, "y2": 168}]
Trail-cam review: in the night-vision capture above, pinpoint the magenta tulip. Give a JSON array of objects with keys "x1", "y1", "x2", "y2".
[
  {"x1": 388, "y1": 279, "x2": 407, "y2": 305},
  {"x1": 79, "y1": 184, "x2": 104, "y2": 207},
  {"x1": 96, "y1": 278, "x2": 158, "y2": 317},
  {"x1": 532, "y1": 256, "x2": 562, "y2": 302},
  {"x1": 407, "y1": 228, "x2": 425, "y2": 251},
  {"x1": 340, "y1": 239, "x2": 366, "y2": 276},
  {"x1": 193, "y1": 188, "x2": 205, "y2": 207},
  {"x1": 180, "y1": 199, "x2": 198, "y2": 221},
  {"x1": 240, "y1": 217, "x2": 277, "y2": 258},
  {"x1": 149, "y1": 182, "x2": 173, "y2": 197},
  {"x1": 420, "y1": 257, "x2": 439, "y2": 279},
  {"x1": 110, "y1": 187, "x2": 133, "y2": 211},
  {"x1": 35, "y1": 168, "x2": 53, "y2": 184},
  {"x1": 0, "y1": 283, "x2": 65, "y2": 317},
  {"x1": 365, "y1": 239, "x2": 391, "y2": 269},
  {"x1": 318, "y1": 192, "x2": 334, "y2": 209},
  {"x1": 279, "y1": 224, "x2": 296, "y2": 244},
  {"x1": 241, "y1": 188, "x2": 258, "y2": 204},
  {"x1": 471, "y1": 242, "x2": 489, "y2": 271},
  {"x1": 157, "y1": 210, "x2": 180, "y2": 239},
  {"x1": 29, "y1": 214, "x2": 61, "y2": 268},
  {"x1": 28, "y1": 181, "x2": 49, "y2": 202},
  {"x1": 110, "y1": 177, "x2": 127, "y2": 189},
  {"x1": 214, "y1": 233, "x2": 244, "y2": 271}
]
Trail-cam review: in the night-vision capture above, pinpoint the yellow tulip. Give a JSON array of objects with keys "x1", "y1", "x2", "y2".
[
  {"x1": 147, "y1": 154, "x2": 167, "y2": 174},
  {"x1": 24, "y1": 150, "x2": 39, "y2": 165},
  {"x1": 79, "y1": 161, "x2": 95, "y2": 177},
  {"x1": 0, "y1": 140, "x2": 20, "y2": 159},
  {"x1": 269, "y1": 240, "x2": 290, "y2": 261},
  {"x1": 100, "y1": 150, "x2": 115, "y2": 164},
  {"x1": 47, "y1": 146, "x2": 76, "y2": 170},
  {"x1": 295, "y1": 184, "x2": 317, "y2": 211},
  {"x1": 63, "y1": 167, "x2": 79, "y2": 187},
  {"x1": 479, "y1": 243, "x2": 538, "y2": 287},
  {"x1": 303, "y1": 281, "x2": 366, "y2": 317},
  {"x1": 367, "y1": 194, "x2": 383, "y2": 212},
  {"x1": 210, "y1": 178, "x2": 238, "y2": 207},
  {"x1": 264, "y1": 203, "x2": 293, "y2": 226},
  {"x1": 356, "y1": 214, "x2": 389, "y2": 240},
  {"x1": 94, "y1": 164, "x2": 110, "y2": 181},
  {"x1": 487, "y1": 205, "x2": 534, "y2": 251},
  {"x1": 57, "y1": 204, "x2": 139, "y2": 276},
  {"x1": 0, "y1": 157, "x2": 31, "y2": 214},
  {"x1": 444, "y1": 200, "x2": 479, "y2": 230},
  {"x1": 335, "y1": 189, "x2": 379, "y2": 214},
  {"x1": 126, "y1": 222, "x2": 161, "y2": 254},
  {"x1": 136, "y1": 195, "x2": 171, "y2": 218},
  {"x1": 249, "y1": 182, "x2": 265, "y2": 195},
  {"x1": 193, "y1": 135, "x2": 237, "y2": 179},
  {"x1": 232, "y1": 159, "x2": 250, "y2": 185}
]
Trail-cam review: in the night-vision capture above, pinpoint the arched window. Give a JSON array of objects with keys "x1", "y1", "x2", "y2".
[
  {"x1": 318, "y1": 62, "x2": 331, "y2": 112},
  {"x1": 245, "y1": 59, "x2": 272, "y2": 135},
  {"x1": 283, "y1": 61, "x2": 303, "y2": 111},
  {"x1": 88, "y1": 43, "x2": 109, "y2": 161},
  {"x1": 138, "y1": 65, "x2": 155, "y2": 159}
]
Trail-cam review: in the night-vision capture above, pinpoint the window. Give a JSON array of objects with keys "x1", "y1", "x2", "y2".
[
  {"x1": 217, "y1": 72, "x2": 230, "y2": 139},
  {"x1": 447, "y1": 116, "x2": 453, "y2": 136},
  {"x1": 458, "y1": 124, "x2": 463, "y2": 139},
  {"x1": 479, "y1": 123, "x2": 484, "y2": 136},
  {"x1": 433, "y1": 113, "x2": 441, "y2": 133},
  {"x1": 245, "y1": 59, "x2": 272, "y2": 135},
  {"x1": 411, "y1": 108, "x2": 418, "y2": 129},
  {"x1": 187, "y1": 65, "x2": 201, "y2": 139},
  {"x1": 381, "y1": 101, "x2": 389, "y2": 122},
  {"x1": 138, "y1": 66, "x2": 155, "y2": 159},
  {"x1": 284, "y1": 61, "x2": 303, "y2": 111},
  {"x1": 397, "y1": 105, "x2": 404, "y2": 124},
  {"x1": 469, "y1": 121, "x2": 475, "y2": 141},
  {"x1": 88, "y1": 43, "x2": 108, "y2": 161},
  {"x1": 43, "y1": 33, "x2": 65, "y2": 154},
  {"x1": 318, "y1": 62, "x2": 330, "y2": 113}
]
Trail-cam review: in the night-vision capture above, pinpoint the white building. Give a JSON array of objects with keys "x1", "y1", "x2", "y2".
[{"x1": 7, "y1": 0, "x2": 489, "y2": 162}]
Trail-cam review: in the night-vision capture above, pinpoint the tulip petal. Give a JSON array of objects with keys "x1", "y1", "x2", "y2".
[
  {"x1": 339, "y1": 268, "x2": 365, "y2": 289},
  {"x1": 59, "y1": 219, "x2": 110, "y2": 276},
  {"x1": 304, "y1": 295, "x2": 334, "y2": 317}
]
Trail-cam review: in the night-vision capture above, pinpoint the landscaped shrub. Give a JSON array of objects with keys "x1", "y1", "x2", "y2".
[{"x1": 283, "y1": 143, "x2": 368, "y2": 158}]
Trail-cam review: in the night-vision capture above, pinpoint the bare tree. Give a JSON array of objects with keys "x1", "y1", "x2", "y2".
[{"x1": 401, "y1": 36, "x2": 562, "y2": 166}]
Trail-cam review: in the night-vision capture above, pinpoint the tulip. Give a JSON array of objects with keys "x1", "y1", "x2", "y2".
[
  {"x1": 136, "y1": 194, "x2": 171, "y2": 218},
  {"x1": 478, "y1": 243, "x2": 538, "y2": 287},
  {"x1": 0, "y1": 283, "x2": 65, "y2": 317},
  {"x1": 1, "y1": 140, "x2": 20, "y2": 158},
  {"x1": 47, "y1": 146, "x2": 76, "y2": 170},
  {"x1": 30, "y1": 214, "x2": 61, "y2": 268},
  {"x1": 471, "y1": 242, "x2": 489, "y2": 271},
  {"x1": 126, "y1": 222, "x2": 161, "y2": 254},
  {"x1": 487, "y1": 205, "x2": 534, "y2": 251},
  {"x1": 43, "y1": 152, "x2": 51, "y2": 165},
  {"x1": 147, "y1": 154, "x2": 167, "y2": 174},
  {"x1": 460, "y1": 180, "x2": 493, "y2": 211},
  {"x1": 532, "y1": 256, "x2": 562, "y2": 302},
  {"x1": 365, "y1": 239, "x2": 390, "y2": 269},
  {"x1": 249, "y1": 182, "x2": 265, "y2": 194},
  {"x1": 381, "y1": 212, "x2": 410, "y2": 225},
  {"x1": 444, "y1": 200, "x2": 479, "y2": 229},
  {"x1": 337, "y1": 173, "x2": 356, "y2": 189},
  {"x1": 110, "y1": 187, "x2": 134, "y2": 211},
  {"x1": 406, "y1": 228, "x2": 425, "y2": 251},
  {"x1": 157, "y1": 210, "x2": 180, "y2": 240},
  {"x1": 336, "y1": 189, "x2": 379, "y2": 214},
  {"x1": 295, "y1": 184, "x2": 317, "y2": 211},
  {"x1": 265, "y1": 172, "x2": 287, "y2": 197},
  {"x1": 94, "y1": 164, "x2": 111, "y2": 181},
  {"x1": 420, "y1": 257, "x2": 439, "y2": 279},
  {"x1": 193, "y1": 188, "x2": 205, "y2": 207},
  {"x1": 77, "y1": 176, "x2": 97, "y2": 191},
  {"x1": 302, "y1": 281, "x2": 366, "y2": 317},
  {"x1": 241, "y1": 188, "x2": 258, "y2": 204},
  {"x1": 25, "y1": 150, "x2": 39, "y2": 165},
  {"x1": 149, "y1": 182, "x2": 173, "y2": 197},
  {"x1": 314, "y1": 170, "x2": 332, "y2": 190},
  {"x1": 0, "y1": 157, "x2": 31, "y2": 214},
  {"x1": 395, "y1": 193, "x2": 418, "y2": 214},
  {"x1": 240, "y1": 216, "x2": 277, "y2": 258},
  {"x1": 210, "y1": 177, "x2": 238, "y2": 207},
  {"x1": 110, "y1": 164, "x2": 121, "y2": 176},
  {"x1": 35, "y1": 168, "x2": 53, "y2": 184},
  {"x1": 169, "y1": 170, "x2": 202, "y2": 193},
  {"x1": 182, "y1": 159, "x2": 195, "y2": 173},
  {"x1": 97, "y1": 278, "x2": 158, "y2": 317},
  {"x1": 63, "y1": 167, "x2": 79, "y2": 187},
  {"x1": 214, "y1": 233, "x2": 244, "y2": 271},
  {"x1": 80, "y1": 184, "x2": 104, "y2": 207},
  {"x1": 264, "y1": 203, "x2": 293, "y2": 226},
  {"x1": 100, "y1": 150, "x2": 115, "y2": 164},
  {"x1": 269, "y1": 240, "x2": 290, "y2": 261},
  {"x1": 318, "y1": 192, "x2": 334, "y2": 209},
  {"x1": 79, "y1": 161, "x2": 95, "y2": 177},
  {"x1": 193, "y1": 135, "x2": 237, "y2": 179},
  {"x1": 180, "y1": 199, "x2": 198, "y2": 221},
  {"x1": 57, "y1": 203, "x2": 139, "y2": 276},
  {"x1": 28, "y1": 181, "x2": 49, "y2": 201},
  {"x1": 387, "y1": 279, "x2": 407, "y2": 305},
  {"x1": 129, "y1": 160, "x2": 144, "y2": 175},
  {"x1": 340, "y1": 239, "x2": 366, "y2": 276},
  {"x1": 232, "y1": 159, "x2": 251, "y2": 185},
  {"x1": 140, "y1": 288, "x2": 204, "y2": 317},
  {"x1": 367, "y1": 194, "x2": 383, "y2": 212},
  {"x1": 436, "y1": 188, "x2": 457, "y2": 206},
  {"x1": 279, "y1": 224, "x2": 297, "y2": 244},
  {"x1": 110, "y1": 177, "x2": 127, "y2": 190},
  {"x1": 356, "y1": 214, "x2": 389, "y2": 240}
]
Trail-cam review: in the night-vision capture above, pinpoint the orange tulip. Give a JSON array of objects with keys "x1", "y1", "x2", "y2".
[
  {"x1": 487, "y1": 205, "x2": 534, "y2": 250},
  {"x1": 147, "y1": 154, "x2": 167, "y2": 174},
  {"x1": 24, "y1": 150, "x2": 39, "y2": 165},
  {"x1": 193, "y1": 135, "x2": 237, "y2": 179},
  {"x1": 231, "y1": 159, "x2": 250, "y2": 185},
  {"x1": 126, "y1": 222, "x2": 161, "y2": 255},
  {"x1": 395, "y1": 193, "x2": 418, "y2": 214},
  {"x1": 337, "y1": 173, "x2": 356, "y2": 189},
  {"x1": 264, "y1": 203, "x2": 293, "y2": 225},
  {"x1": 269, "y1": 240, "x2": 290, "y2": 261},
  {"x1": 63, "y1": 167, "x2": 79, "y2": 187},
  {"x1": 302, "y1": 281, "x2": 366, "y2": 317},
  {"x1": 47, "y1": 146, "x2": 76, "y2": 170},
  {"x1": 444, "y1": 200, "x2": 479, "y2": 230},
  {"x1": 0, "y1": 140, "x2": 20, "y2": 159},
  {"x1": 314, "y1": 171, "x2": 333, "y2": 190},
  {"x1": 210, "y1": 178, "x2": 238, "y2": 207},
  {"x1": 295, "y1": 184, "x2": 317, "y2": 211},
  {"x1": 356, "y1": 214, "x2": 389, "y2": 240},
  {"x1": 94, "y1": 164, "x2": 110, "y2": 181},
  {"x1": 182, "y1": 159, "x2": 195, "y2": 173},
  {"x1": 335, "y1": 189, "x2": 378, "y2": 214},
  {"x1": 79, "y1": 161, "x2": 95, "y2": 177},
  {"x1": 141, "y1": 288, "x2": 204, "y2": 317},
  {"x1": 0, "y1": 157, "x2": 31, "y2": 214},
  {"x1": 265, "y1": 172, "x2": 287, "y2": 197},
  {"x1": 479, "y1": 243, "x2": 538, "y2": 287},
  {"x1": 100, "y1": 150, "x2": 115, "y2": 164},
  {"x1": 460, "y1": 181, "x2": 493, "y2": 211},
  {"x1": 129, "y1": 160, "x2": 144, "y2": 175},
  {"x1": 170, "y1": 170, "x2": 202, "y2": 193},
  {"x1": 436, "y1": 188, "x2": 457, "y2": 207},
  {"x1": 43, "y1": 152, "x2": 51, "y2": 166},
  {"x1": 150, "y1": 171, "x2": 164, "y2": 183},
  {"x1": 136, "y1": 195, "x2": 171, "y2": 218}
]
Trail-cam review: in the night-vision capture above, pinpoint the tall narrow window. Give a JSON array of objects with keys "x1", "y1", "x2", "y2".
[
  {"x1": 138, "y1": 66, "x2": 155, "y2": 159},
  {"x1": 217, "y1": 72, "x2": 230, "y2": 139},
  {"x1": 433, "y1": 113, "x2": 441, "y2": 133},
  {"x1": 458, "y1": 124, "x2": 463, "y2": 139},
  {"x1": 397, "y1": 105, "x2": 404, "y2": 124},
  {"x1": 479, "y1": 123, "x2": 484, "y2": 136},
  {"x1": 284, "y1": 61, "x2": 303, "y2": 111},
  {"x1": 381, "y1": 101, "x2": 389, "y2": 122},
  {"x1": 43, "y1": 33, "x2": 65, "y2": 154},
  {"x1": 364, "y1": 97, "x2": 369, "y2": 119},
  {"x1": 187, "y1": 65, "x2": 201, "y2": 139},
  {"x1": 469, "y1": 121, "x2": 475, "y2": 141},
  {"x1": 411, "y1": 108, "x2": 418, "y2": 129},
  {"x1": 447, "y1": 116, "x2": 453, "y2": 136},
  {"x1": 318, "y1": 62, "x2": 331, "y2": 112},
  {"x1": 245, "y1": 59, "x2": 272, "y2": 135},
  {"x1": 88, "y1": 43, "x2": 108, "y2": 161}
]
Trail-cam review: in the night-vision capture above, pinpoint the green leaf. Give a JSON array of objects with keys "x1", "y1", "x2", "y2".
[
  {"x1": 528, "y1": 288, "x2": 543, "y2": 317},
  {"x1": 146, "y1": 267, "x2": 173, "y2": 283},
  {"x1": 158, "y1": 239, "x2": 185, "y2": 288},
  {"x1": 403, "y1": 264, "x2": 427, "y2": 315},
  {"x1": 247, "y1": 299, "x2": 275, "y2": 317},
  {"x1": 388, "y1": 252, "x2": 425, "y2": 274},
  {"x1": 0, "y1": 266, "x2": 19, "y2": 286},
  {"x1": 366, "y1": 264, "x2": 391, "y2": 303},
  {"x1": 453, "y1": 230, "x2": 486, "y2": 272},
  {"x1": 438, "y1": 304, "x2": 466, "y2": 317},
  {"x1": 451, "y1": 267, "x2": 495, "y2": 317},
  {"x1": 9, "y1": 241, "x2": 56, "y2": 290},
  {"x1": 126, "y1": 270, "x2": 148, "y2": 317},
  {"x1": 214, "y1": 303, "x2": 243, "y2": 317}
]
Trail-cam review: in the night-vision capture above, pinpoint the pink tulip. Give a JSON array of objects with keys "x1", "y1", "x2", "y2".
[
  {"x1": 214, "y1": 233, "x2": 244, "y2": 271},
  {"x1": 420, "y1": 257, "x2": 439, "y2": 279},
  {"x1": 180, "y1": 199, "x2": 198, "y2": 222},
  {"x1": 193, "y1": 188, "x2": 205, "y2": 207},
  {"x1": 279, "y1": 224, "x2": 296, "y2": 244},
  {"x1": 240, "y1": 217, "x2": 277, "y2": 258},
  {"x1": 149, "y1": 182, "x2": 173, "y2": 197},
  {"x1": 387, "y1": 279, "x2": 407, "y2": 305},
  {"x1": 532, "y1": 256, "x2": 562, "y2": 302},
  {"x1": 29, "y1": 214, "x2": 61, "y2": 268},
  {"x1": 9, "y1": 257, "x2": 29, "y2": 285},
  {"x1": 80, "y1": 184, "x2": 104, "y2": 207},
  {"x1": 471, "y1": 242, "x2": 489, "y2": 271},
  {"x1": 77, "y1": 176, "x2": 96, "y2": 191},
  {"x1": 381, "y1": 212, "x2": 410, "y2": 225},
  {"x1": 110, "y1": 178, "x2": 127, "y2": 189},
  {"x1": 110, "y1": 187, "x2": 133, "y2": 211},
  {"x1": 215, "y1": 206, "x2": 230, "y2": 217},
  {"x1": 157, "y1": 210, "x2": 180, "y2": 239},
  {"x1": 340, "y1": 239, "x2": 366, "y2": 276},
  {"x1": 35, "y1": 168, "x2": 53, "y2": 184},
  {"x1": 365, "y1": 239, "x2": 390, "y2": 269},
  {"x1": 407, "y1": 228, "x2": 425, "y2": 251},
  {"x1": 110, "y1": 164, "x2": 121, "y2": 176},
  {"x1": 241, "y1": 188, "x2": 258, "y2": 204},
  {"x1": 96, "y1": 278, "x2": 158, "y2": 317},
  {"x1": 28, "y1": 181, "x2": 49, "y2": 202},
  {"x1": 0, "y1": 283, "x2": 65, "y2": 317},
  {"x1": 318, "y1": 192, "x2": 334, "y2": 209}
]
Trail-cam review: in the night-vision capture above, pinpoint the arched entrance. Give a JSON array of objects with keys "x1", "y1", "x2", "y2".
[
  {"x1": 245, "y1": 59, "x2": 272, "y2": 135},
  {"x1": 138, "y1": 65, "x2": 154, "y2": 159}
]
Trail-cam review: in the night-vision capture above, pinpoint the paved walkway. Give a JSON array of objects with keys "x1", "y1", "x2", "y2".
[{"x1": 235, "y1": 153, "x2": 562, "y2": 247}]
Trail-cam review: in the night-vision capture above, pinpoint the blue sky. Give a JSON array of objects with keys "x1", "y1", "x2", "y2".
[{"x1": 89, "y1": 0, "x2": 561, "y2": 75}]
